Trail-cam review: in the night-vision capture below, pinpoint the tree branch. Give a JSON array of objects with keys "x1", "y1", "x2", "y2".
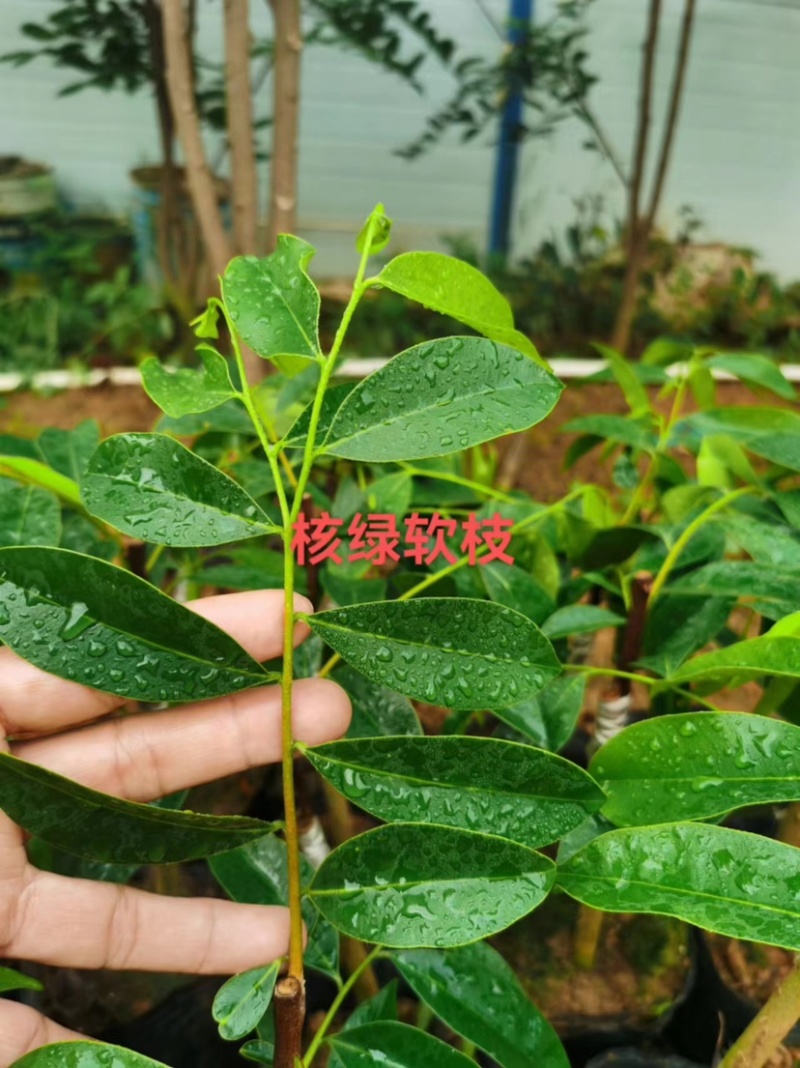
[
  {"x1": 266, "y1": 0, "x2": 302, "y2": 251},
  {"x1": 644, "y1": 0, "x2": 697, "y2": 233},
  {"x1": 225, "y1": 0, "x2": 259, "y2": 254},
  {"x1": 163, "y1": 0, "x2": 232, "y2": 278}
]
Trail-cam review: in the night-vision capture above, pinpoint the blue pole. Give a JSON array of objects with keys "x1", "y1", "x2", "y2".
[{"x1": 488, "y1": 0, "x2": 533, "y2": 263}]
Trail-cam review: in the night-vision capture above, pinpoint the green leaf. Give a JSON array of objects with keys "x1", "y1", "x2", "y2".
[
  {"x1": 335, "y1": 665, "x2": 421, "y2": 739},
  {"x1": 577, "y1": 525, "x2": 660, "y2": 570},
  {"x1": 0, "y1": 434, "x2": 38, "y2": 459},
  {"x1": 365, "y1": 472, "x2": 412, "y2": 517},
  {"x1": 542, "y1": 605, "x2": 625, "y2": 641},
  {"x1": 0, "y1": 480, "x2": 60, "y2": 547},
  {"x1": 668, "y1": 561, "x2": 800, "y2": 621},
  {"x1": 0, "y1": 547, "x2": 272, "y2": 703},
  {"x1": 481, "y1": 561, "x2": 554, "y2": 625},
  {"x1": 198, "y1": 547, "x2": 289, "y2": 592},
  {"x1": 493, "y1": 675, "x2": 586, "y2": 752},
  {"x1": 0, "y1": 753, "x2": 273, "y2": 864},
  {"x1": 37, "y1": 421, "x2": 99, "y2": 481},
  {"x1": 342, "y1": 982, "x2": 398, "y2": 1031},
  {"x1": 671, "y1": 406, "x2": 800, "y2": 449},
  {"x1": 329, "y1": 1021, "x2": 475, "y2": 1068},
  {"x1": 0, "y1": 965, "x2": 42, "y2": 994},
  {"x1": 310, "y1": 823, "x2": 554, "y2": 947},
  {"x1": 141, "y1": 347, "x2": 237, "y2": 417},
  {"x1": 378, "y1": 251, "x2": 542, "y2": 362},
  {"x1": 357, "y1": 202, "x2": 393, "y2": 256},
  {"x1": 81, "y1": 433, "x2": 277, "y2": 546},
  {"x1": 706, "y1": 353, "x2": 796, "y2": 401},
  {"x1": 563, "y1": 415, "x2": 658, "y2": 453},
  {"x1": 322, "y1": 337, "x2": 562, "y2": 462},
  {"x1": 239, "y1": 1040, "x2": 274, "y2": 1065},
  {"x1": 0, "y1": 455, "x2": 82, "y2": 507},
  {"x1": 210, "y1": 834, "x2": 339, "y2": 981},
  {"x1": 592, "y1": 712, "x2": 800, "y2": 826},
  {"x1": 305, "y1": 598, "x2": 561, "y2": 711},
  {"x1": 557, "y1": 822, "x2": 800, "y2": 952},
  {"x1": 393, "y1": 942, "x2": 568, "y2": 1068},
  {"x1": 190, "y1": 300, "x2": 220, "y2": 338},
  {"x1": 302, "y1": 736, "x2": 603, "y2": 849},
  {"x1": 592, "y1": 343, "x2": 650, "y2": 414},
  {"x1": 640, "y1": 594, "x2": 733, "y2": 676},
  {"x1": 697, "y1": 434, "x2": 759, "y2": 489},
  {"x1": 281, "y1": 382, "x2": 357, "y2": 449},
  {"x1": 721, "y1": 511, "x2": 800, "y2": 571},
  {"x1": 663, "y1": 632, "x2": 800, "y2": 691},
  {"x1": 9, "y1": 1043, "x2": 169, "y2": 1068},
  {"x1": 222, "y1": 237, "x2": 321, "y2": 367},
  {"x1": 213, "y1": 961, "x2": 280, "y2": 1041},
  {"x1": 157, "y1": 401, "x2": 256, "y2": 438},
  {"x1": 746, "y1": 432, "x2": 800, "y2": 472}
]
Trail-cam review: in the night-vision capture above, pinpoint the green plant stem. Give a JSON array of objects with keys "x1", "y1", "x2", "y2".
[
  {"x1": 648, "y1": 486, "x2": 754, "y2": 604},
  {"x1": 146, "y1": 542, "x2": 166, "y2": 575},
  {"x1": 398, "y1": 462, "x2": 517, "y2": 504},
  {"x1": 719, "y1": 954, "x2": 800, "y2": 1068},
  {"x1": 318, "y1": 489, "x2": 585, "y2": 679},
  {"x1": 301, "y1": 945, "x2": 384, "y2": 1066},
  {"x1": 619, "y1": 366, "x2": 689, "y2": 526},
  {"x1": 565, "y1": 664, "x2": 725, "y2": 713}
]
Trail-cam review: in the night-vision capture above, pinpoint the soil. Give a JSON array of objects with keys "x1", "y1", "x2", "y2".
[
  {"x1": 0, "y1": 378, "x2": 785, "y2": 501},
  {"x1": 491, "y1": 895, "x2": 691, "y2": 1034}
]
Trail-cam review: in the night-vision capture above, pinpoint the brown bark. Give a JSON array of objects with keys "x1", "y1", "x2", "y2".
[
  {"x1": 163, "y1": 0, "x2": 233, "y2": 279},
  {"x1": 266, "y1": 0, "x2": 302, "y2": 250},
  {"x1": 274, "y1": 975, "x2": 306, "y2": 1068},
  {"x1": 612, "y1": 0, "x2": 697, "y2": 355},
  {"x1": 643, "y1": 0, "x2": 697, "y2": 234},
  {"x1": 610, "y1": 0, "x2": 661, "y2": 354},
  {"x1": 225, "y1": 0, "x2": 259, "y2": 254}
]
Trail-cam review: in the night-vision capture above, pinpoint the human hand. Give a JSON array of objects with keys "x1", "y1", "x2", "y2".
[{"x1": 0, "y1": 589, "x2": 351, "y2": 1064}]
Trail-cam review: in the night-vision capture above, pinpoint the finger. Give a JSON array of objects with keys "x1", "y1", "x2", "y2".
[
  {"x1": 14, "y1": 677, "x2": 352, "y2": 801},
  {"x1": 0, "y1": 590, "x2": 313, "y2": 736},
  {"x1": 10, "y1": 872, "x2": 294, "y2": 974},
  {"x1": 0, "y1": 1000, "x2": 82, "y2": 1066}
]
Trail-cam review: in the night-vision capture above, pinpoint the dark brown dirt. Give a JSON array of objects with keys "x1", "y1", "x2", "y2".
[{"x1": 491, "y1": 895, "x2": 691, "y2": 1034}]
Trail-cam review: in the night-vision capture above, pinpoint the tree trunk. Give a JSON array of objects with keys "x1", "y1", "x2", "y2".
[
  {"x1": 225, "y1": 0, "x2": 259, "y2": 254},
  {"x1": 163, "y1": 0, "x2": 232, "y2": 279},
  {"x1": 612, "y1": 0, "x2": 697, "y2": 355},
  {"x1": 610, "y1": 0, "x2": 662, "y2": 355},
  {"x1": 266, "y1": 0, "x2": 302, "y2": 251}
]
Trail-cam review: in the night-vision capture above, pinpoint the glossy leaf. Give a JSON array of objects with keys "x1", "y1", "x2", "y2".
[
  {"x1": 210, "y1": 834, "x2": 339, "y2": 981},
  {"x1": 0, "y1": 480, "x2": 60, "y2": 547},
  {"x1": 309, "y1": 823, "x2": 555, "y2": 947},
  {"x1": 557, "y1": 822, "x2": 800, "y2": 951},
  {"x1": 37, "y1": 421, "x2": 99, "y2": 481},
  {"x1": 303, "y1": 736, "x2": 603, "y2": 848},
  {"x1": 481, "y1": 561, "x2": 554, "y2": 625},
  {"x1": 668, "y1": 561, "x2": 800, "y2": 621},
  {"x1": 213, "y1": 961, "x2": 280, "y2": 1041},
  {"x1": 542, "y1": 605, "x2": 625, "y2": 641},
  {"x1": 141, "y1": 347, "x2": 237, "y2": 417},
  {"x1": 328, "y1": 1021, "x2": 475, "y2": 1068},
  {"x1": 305, "y1": 598, "x2": 561, "y2": 711},
  {"x1": 671, "y1": 406, "x2": 800, "y2": 449},
  {"x1": 281, "y1": 382, "x2": 356, "y2": 449},
  {"x1": 706, "y1": 353, "x2": 796, "y2": 401},
  {"x1": 664, "y1": 632, "x2": 800, "y2": 691},
  {"x1": 222, "y1": 236, "x2": 321, "y2": 365},
  {"x1": 0, "y1": 753, "x2": 273, "y2": 864},
  {"x1": 0, "y1": 547, "x2": 272, "y2": 703},
  {"x1": 0, "y1": 455, "x2": 82, "y2": 507},
  {"x1": 322, "y1": 337, "x2": 562, "y2": 462},
  {"x1": 592, "y1": 712, "x2": 800, "y2": 826},
  {"x1": 394, "y1": 942, "x2": 568, "y2": 1068},
  {"x1": 10, "y1": 1044, "x2": 169, "y2": 1068},
  {"x1": 493, "y1": 674, "x2": 586, "y2": 752},
  {"x1": 82, "y1": 433, "x2": 277, "y2": 546},
  {"x1": 721, "y1": 511, "x2": 800, "y2": 571},
  {"x1": 378, "y1": 250, "x2": 541, "y2": 361},
  {"x1": 0, "y1": 965, "x2": 42, "y2": 994},
  {"x1": 334, "y1": 665, "x2": 421, "y2": 739}
]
